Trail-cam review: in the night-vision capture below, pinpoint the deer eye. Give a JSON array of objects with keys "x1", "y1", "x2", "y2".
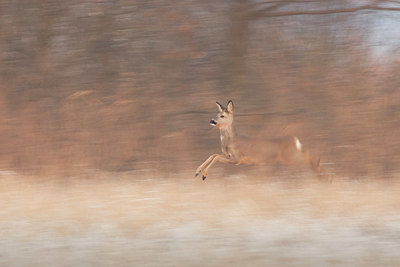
[{"x1": 220, "y1": 115, "x2": 225, "y2": 118}]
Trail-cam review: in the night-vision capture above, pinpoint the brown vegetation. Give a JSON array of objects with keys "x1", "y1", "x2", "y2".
[
  {"x1": 0, "y1": 0, "x2": 400, "y2": 178},
  {"x1": 1, "y1": 2, "x2": 400, "y2": 264}
]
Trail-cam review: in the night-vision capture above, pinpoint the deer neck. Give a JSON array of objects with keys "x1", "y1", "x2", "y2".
[{"x1": 219, "y1": 124, "x2": 236, "y2": 154}]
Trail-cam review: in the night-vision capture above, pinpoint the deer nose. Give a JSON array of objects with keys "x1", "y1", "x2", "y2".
[{"x1": 210, "y1": 119, "x2": 217, "y2": 126}]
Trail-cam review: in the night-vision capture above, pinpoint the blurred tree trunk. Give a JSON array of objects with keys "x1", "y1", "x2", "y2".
[{"x1": 225, "y1": 0, "x2": 250, "y2": 94}]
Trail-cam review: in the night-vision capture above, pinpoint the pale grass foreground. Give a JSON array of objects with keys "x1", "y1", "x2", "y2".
[{"x1": 1, "y1": 169, "x2": 400, "y2": 266}]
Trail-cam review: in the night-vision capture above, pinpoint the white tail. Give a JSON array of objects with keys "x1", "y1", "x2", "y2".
[{"x1": 195, "y1": 100, "x2": 320, "y2": 180}]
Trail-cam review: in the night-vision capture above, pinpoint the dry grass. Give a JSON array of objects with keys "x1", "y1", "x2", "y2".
[{"x1": 1, "y1": 169, "x2": 400, "y2": 266}]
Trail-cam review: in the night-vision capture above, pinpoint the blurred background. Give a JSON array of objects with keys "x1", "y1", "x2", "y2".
[
  {"x1": 1, "y1": 0, "x2": 400, "y2": 177},
  {"x1": 3, "y1": 1, "x2": 400, "y2": 266}
]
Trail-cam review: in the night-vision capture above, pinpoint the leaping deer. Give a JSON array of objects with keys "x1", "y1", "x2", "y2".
[{"x1": 195, "y1": 100, "x2": 320, "y2": 180}]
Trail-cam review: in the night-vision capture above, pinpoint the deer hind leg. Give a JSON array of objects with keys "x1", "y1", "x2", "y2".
[
  {"x1": 292, "y1": 137, "x2": 320, "y2": 173},
  {"x1": 302, "y1": 150, "x2": 320, "y2": 173},
  {"x1": 200, "y1": 154, "x2": 237, "y2": 180},
  {"x1": 195, "y1": 154, "x2": 219, "y2": 178}
]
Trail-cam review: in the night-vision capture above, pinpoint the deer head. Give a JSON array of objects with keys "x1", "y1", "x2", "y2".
[{"x1": 210, "y1": 100, "x2": 234, "y2": 129}]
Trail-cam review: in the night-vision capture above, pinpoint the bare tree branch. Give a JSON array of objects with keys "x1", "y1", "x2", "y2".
[
  {"x1": 250, "y1": 0, "x2": 320, "y2": 11},
  {"x1": 253, "y1": 3, "x2": 287, "y2": 15},
  {"x1": 379, "y1": 0, "x2": 400, "y2": 3},
  {"x1": 254, "y1": 3, "x2": 400, "y2": 17}
]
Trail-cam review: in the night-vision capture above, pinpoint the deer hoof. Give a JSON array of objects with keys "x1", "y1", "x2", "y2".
[{"x1": 202, "y1": 175, "x2": 206, "y2": 180}]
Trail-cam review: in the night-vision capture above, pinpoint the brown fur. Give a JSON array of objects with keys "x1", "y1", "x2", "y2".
[{"x1": 195, "y1": 100, "x2": 320, "y2": 180}]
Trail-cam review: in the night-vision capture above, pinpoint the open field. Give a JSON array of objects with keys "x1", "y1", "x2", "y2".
[
  {"x1": 1, "y1": 1, "x2": 400, "y2": 266},
  {"x1": 1, "y1": 169, "x2": 400, "y2": 266}
]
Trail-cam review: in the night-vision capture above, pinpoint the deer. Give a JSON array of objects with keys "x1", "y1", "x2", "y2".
[{"x1": 195, "y1": 100, "x2": 320, "y2": 180}]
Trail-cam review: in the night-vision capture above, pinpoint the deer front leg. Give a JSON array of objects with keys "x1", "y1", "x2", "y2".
[
  {"x1": 195, "y1": 154, "x2": 219, "y2": 178},
  {"x1": 200, "y1": 154, "x2": 237, "y2": 180}
]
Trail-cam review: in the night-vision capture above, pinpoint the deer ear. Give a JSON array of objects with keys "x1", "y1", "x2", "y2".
[
  {"x1": 216, "y1": 101, "x2": 224, "y2": 112},
  {"x1": 226, "y1": 100, "x2": 233, "y2": 113}
]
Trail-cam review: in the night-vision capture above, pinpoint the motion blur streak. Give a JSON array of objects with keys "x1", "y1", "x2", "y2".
[
  {"x1": 1, "y1": 171, "x2": 400, "y2": 266},
  {"x1": 1, "y1": 0, "x2": 400, "y2": 265}
]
